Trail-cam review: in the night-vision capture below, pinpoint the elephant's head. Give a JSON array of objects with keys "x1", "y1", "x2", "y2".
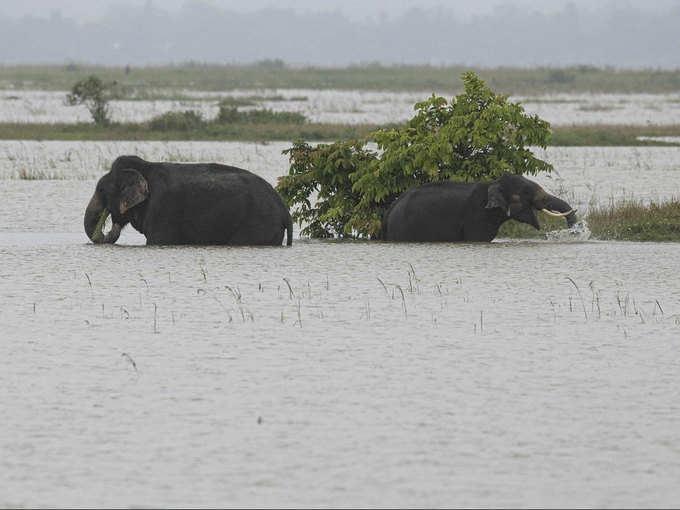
[
  {"x1": 84, "y1": 166, "x2": 149, "y2": 244},
  {"x1": 486, "y1": 174, "x2": 577, "y2": 229}
]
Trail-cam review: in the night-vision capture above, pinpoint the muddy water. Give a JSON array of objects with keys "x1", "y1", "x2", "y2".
[{"x1": 2, "y1": 143, "x2": 680, "y2": 507}]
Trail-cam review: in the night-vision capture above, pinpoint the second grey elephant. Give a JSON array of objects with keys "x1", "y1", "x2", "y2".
[{"x1": 382, "y1": 174, "x2": 577, "y2": 242}]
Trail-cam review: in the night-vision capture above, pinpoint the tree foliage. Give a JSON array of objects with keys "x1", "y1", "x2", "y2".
[
  {"x1": 278, "y1": 140, "x2": 378, "y2": 238},
  {"x1": 277, "y1": 71, "x2": 553, "y2": 239},
  {"x1": 66, "y1": 75, "x2": 113, "y2": 125}
]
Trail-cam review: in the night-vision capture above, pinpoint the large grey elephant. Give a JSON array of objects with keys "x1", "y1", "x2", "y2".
[
  {"x1": 382, "y1": 174, "x2": 577, "y2": 242},
  {"x1": 84, "y1": 156, "x2": 293, "y2": 245}
]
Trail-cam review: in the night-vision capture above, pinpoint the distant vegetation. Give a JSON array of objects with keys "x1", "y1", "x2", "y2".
[
  {"x1": 0, "y1": 121, "x2": 379, "y2": 142},
  {"x1": 65, "y1": 75, "x2": 114, "y2": 125},
  {"x1": 549, "y1": 125, "x2": 680, "y2": 146},
  {"x1": 216, "y1": 102, "x2": 307, "y2": 125},
  {"x1": 2, "y1": 120, "x2": 680, "y2": 146},
  {"x1": 148, "y1": 110, "x2": 205, "y2": 131},
  {"x1": 146, "y1": 106, "x2": 308, "y2": 132},
  {"x1": 4, "y1": 64, "x2": 680, "y2": 95},
  {"x1": 216, "y1": 95, "x2": 305, "y2": 107}
]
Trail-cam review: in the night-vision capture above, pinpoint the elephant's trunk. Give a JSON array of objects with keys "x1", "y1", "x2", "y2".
[
  {"x1": 84, "y1": 193, "x2": 122, "y2": 244},
  {"x1": 535, "y1": 189, "x2": 578, "y2": 227}
]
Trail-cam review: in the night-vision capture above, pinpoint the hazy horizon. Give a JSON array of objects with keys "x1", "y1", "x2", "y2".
[
  {"x1": 1, "y1": 0, "x2": 679, "y2": 68},
  {"x1": 2, "y1": 0, "x2": 680, "y2": 22}
]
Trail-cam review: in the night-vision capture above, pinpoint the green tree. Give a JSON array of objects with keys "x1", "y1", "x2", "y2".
[
  {"x1": 278, "y1": 140, "x2": 378, "y2": 238},
  {"x1": 277, "y1": 71, "x2": 553, "y2": 239},
  {"x1": 66, "y1": 75, "x2": 113, "y2": 125}
]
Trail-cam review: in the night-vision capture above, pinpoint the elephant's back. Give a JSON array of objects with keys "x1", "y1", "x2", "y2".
[
  {"x1": 383, "y1": 181, "x2": 474, "y2": 241},
  {"x1": 386, "y1": 181, "x2": 470, "y2": 218},
  {"x1": 162, "y1": 168, "x2": 280, "y2": 212},
  {"x1": 148, "y1": 165, "x2": 287, "y2": 244}
]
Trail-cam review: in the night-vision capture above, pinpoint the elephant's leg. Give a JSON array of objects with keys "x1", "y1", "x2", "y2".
[
  {"x1": 227, "y1": 221, "x2": 285, "y2": 246},
  {"x1": 463, "y1": 222, "x2": 500, "y2": 242},
  {"x1": 142, "y1": 217, "x2": 183, "y2": 245}
]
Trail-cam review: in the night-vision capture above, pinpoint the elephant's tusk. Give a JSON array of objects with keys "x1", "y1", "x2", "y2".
[{"x1": 541, "y1": 208, "x2": 576, "y2": 218}]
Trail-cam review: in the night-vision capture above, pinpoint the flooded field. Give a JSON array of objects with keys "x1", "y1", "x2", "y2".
[
  {"x1": 2, "y1": 141, "x2": 679, "y2": 212},
  {"x1": 1, "y1": 140, "x2": 680, "y2": 507},
  {"x1": 3, "y1": 89, "x2": 680, "y2": 126}
]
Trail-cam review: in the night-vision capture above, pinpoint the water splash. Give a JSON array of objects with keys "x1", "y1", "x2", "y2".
[{"x1": 545, "y1": 219, "x2": 591, "y2": 241}]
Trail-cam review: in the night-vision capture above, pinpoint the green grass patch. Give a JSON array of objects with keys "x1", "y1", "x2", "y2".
[
  {"x1": 587, "y1": 199, "x2": 680, "y2": 241},
  {"x1": 212, "y1": 95, "x2": 301, "y2": 107},
  {"x1": 519, "y1": 97, "x2": 583, "y2": 104},
  {"x1": 576, "y1": 103, "x2": 621, "y2": 112},
  {"x1": 500, "y1": 200, "x2": 680, "y2": 241},
  {"x1": 216, "y1": 105, "x2": 307, "y2": 125},
  {"x1": 550, "y1": 125, "x2": 680, "y2": 146},
  {"x1": 148, "y1": 110, "x2": 206, "y2": 131}
]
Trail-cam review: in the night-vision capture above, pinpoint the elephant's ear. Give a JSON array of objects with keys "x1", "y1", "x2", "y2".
[
  {"x1": 486, "y1": 182, "x2": 508, "y2": 214},
  {"x1": 118, "y1": 168, "x2": 149, "y2": 214}
]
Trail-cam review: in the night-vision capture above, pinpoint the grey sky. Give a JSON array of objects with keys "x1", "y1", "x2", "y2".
[
  {"x1": 2, "y1": 0, "x2": 679, "y2": 67},
  {"x1": 2, "y1": 0, "x2": 678, "y2": 22}
]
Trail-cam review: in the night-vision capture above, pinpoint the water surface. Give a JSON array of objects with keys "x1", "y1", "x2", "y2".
[
  {"x1": 1, "y1": 142, "x2": 680, "y2": 507},
  {"x1": 1, "y1": 235, "x2": 679, "y2": 508}
]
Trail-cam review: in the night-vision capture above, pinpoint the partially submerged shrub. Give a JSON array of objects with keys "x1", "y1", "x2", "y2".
[
  {"x1": 277, "y1": 71, "x2": 553, "y2": 238},
  {"x1": 277, "y1": 140, "x2": 377, "y2": 238}
]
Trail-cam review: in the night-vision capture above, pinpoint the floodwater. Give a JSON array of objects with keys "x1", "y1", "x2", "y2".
[
  {"x1": 2, "y1": 140, "x2": 680, "y2": 209},
  {"x1": 2, "y1": 141, "x2": 680, "y2": 508},
  {"x1": 3, "y1": 89, "x2": 680, "y2": 126}
]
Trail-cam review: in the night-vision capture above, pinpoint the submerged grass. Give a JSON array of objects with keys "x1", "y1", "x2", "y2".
[{"x1": 587, "y1": 198, "x2": 680, "y2": 241}]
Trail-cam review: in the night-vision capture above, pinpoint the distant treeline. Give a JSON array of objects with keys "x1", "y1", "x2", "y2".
[
  {"x1": 0, "y1": 3, "x2": 679, "y2": 68},
  {"x1": 3, "y1": 63, "x2": 680, "y2": 95}
]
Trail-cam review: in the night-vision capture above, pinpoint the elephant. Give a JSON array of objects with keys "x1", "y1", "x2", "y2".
[
  {"x1": 381, "y1": 173, "x2": 577, "y2": 242},
  {"x1": 84, "y1": 155, "x2": 293, "y2": 246}
]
